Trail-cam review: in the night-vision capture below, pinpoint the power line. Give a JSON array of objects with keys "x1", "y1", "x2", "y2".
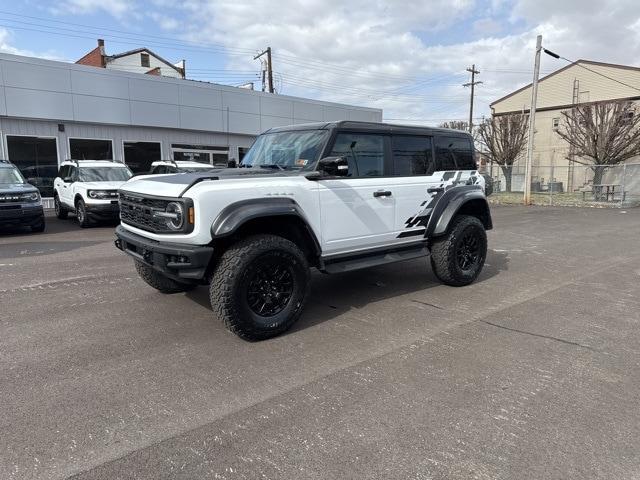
[
  {"x1": 555, "y1": 56, "x2": 640, "y2": 93},
  {"x1": 0, "y1": 11, "x2": 255, "y2": 54}
]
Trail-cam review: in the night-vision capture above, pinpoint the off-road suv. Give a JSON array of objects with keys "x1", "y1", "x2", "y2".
[
  {"x1": 0, "y1": 159, "x2": 45, "y2": 232},
  {"x1": 115, "y1": 121, "x2": 492, "y2": 341},
  {"x1": 54, "y1": 160, "x2": 133, "y2": 227}
]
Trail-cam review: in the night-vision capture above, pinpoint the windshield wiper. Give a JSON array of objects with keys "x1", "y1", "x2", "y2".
[{"x1": 258, "y1": 164, "x2": 286, "y2": 170}]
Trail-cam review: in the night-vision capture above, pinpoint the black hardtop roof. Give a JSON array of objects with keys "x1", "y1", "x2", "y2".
[{"x1": 266, "y1": 120, "x2": 472, "y2": 137}]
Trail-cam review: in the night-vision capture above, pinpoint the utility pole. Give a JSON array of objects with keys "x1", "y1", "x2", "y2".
[
  {"x1": 463, "y1": 65, "x2": 482, "y2": 133},
  {"x1": 254, "y1": 47, "x2": 274, "y2": 93},
  {"x1": 523, "y1": 35, "x2": 542, "y2": 206}
]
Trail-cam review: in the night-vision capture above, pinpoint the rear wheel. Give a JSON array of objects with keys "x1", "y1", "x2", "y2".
[
  {"x1": 430, "y1": 214, "x2": 487, "y2": 286},
  {"x1": 209, "y1": 234, "x2": 310, "y2": 341},
  {"x1": 54, "y1": 194, "x2": 68, "y2": 219},
  {"x1": 134, "y1": 260, "x2": 196, "y2": 294}
]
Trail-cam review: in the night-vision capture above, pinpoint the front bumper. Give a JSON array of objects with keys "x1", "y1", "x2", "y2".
[
  {"x1": 114, "y1": 225, "x2": 213, "y2": 282},
  {"x1": 86, "y1": 201, "x2": 119, "y2": 219},
  {"x1": 0, "y1": 204, "x2": 44, "y2": 226}
]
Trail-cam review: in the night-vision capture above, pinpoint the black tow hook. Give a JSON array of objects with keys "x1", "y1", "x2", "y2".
[{"x1": 114, "y1": 238, "x2": 123, "y2": 250}]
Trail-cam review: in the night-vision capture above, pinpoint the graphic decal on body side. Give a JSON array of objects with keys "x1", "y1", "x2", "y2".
[{"x1": 397, "y1": 170, "x2": 484, "y2": 238}]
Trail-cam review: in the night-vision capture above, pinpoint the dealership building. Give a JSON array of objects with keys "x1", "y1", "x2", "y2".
[{"x1": 0, "y1": 51, "x2": 381, "y2": 201}]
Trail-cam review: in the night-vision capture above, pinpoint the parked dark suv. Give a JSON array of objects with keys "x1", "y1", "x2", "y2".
[{"x1": 0, "y1": 159, "x2": 45, "y2": 232}]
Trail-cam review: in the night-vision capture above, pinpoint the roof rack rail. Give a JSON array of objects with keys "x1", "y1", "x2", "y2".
[{"x1": 65, "y1": 158, "x2": 124, "y2": 165}]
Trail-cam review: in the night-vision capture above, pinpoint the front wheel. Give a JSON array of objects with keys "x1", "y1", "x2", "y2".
[
  {"x1": 75, "y1": 199, "x2": 91, "y2": 228},
  {"x1": 430, "y1": 215, "x2": 487, "y2": 287},
  {"x1": 209, "y1": 234, "x2": 310, "y2": 341},
  {"x1": 31, "y1": 216, "x2": 46, "y2": 233},
  {"x1": 134, "y1": 260, "x2": 196, "y2": 294}
]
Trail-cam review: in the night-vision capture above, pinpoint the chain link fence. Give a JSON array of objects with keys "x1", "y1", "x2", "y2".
[{"x1": 485, "y1": 163, "x2": 640, "y2": 207}]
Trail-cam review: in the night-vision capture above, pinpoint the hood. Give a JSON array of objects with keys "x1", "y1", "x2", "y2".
[
  {"x1": 80, "y1": 181, "x2": 129, "y2": 190},
  {"x1": 120, "y1": 168, "x2": 301, "y2": 198},
  {"x1": 0, "y1": 182, "x2": 38, "y2": 193}
]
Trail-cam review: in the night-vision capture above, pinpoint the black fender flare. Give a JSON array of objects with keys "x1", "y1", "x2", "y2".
[
  {"x1": 210, "y1": 198, "x2": 322, "y2": 256},
  {"x1": 425, "y1": 185, "x2": 492, "y2": 238}
]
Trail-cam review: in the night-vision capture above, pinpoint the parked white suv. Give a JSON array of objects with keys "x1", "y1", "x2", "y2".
[
  {"x1": 54, "y1": 160, "x2": 133, "y2": 227},
  {"x1": 115, "y1": 121, "x2": 492, "y2": 340},
  {"x1": 148, "y1": 160, "x2": 215, "y2": 175}
]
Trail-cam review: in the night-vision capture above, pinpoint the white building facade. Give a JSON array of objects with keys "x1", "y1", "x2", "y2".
[{"x1": 0, "y1": 52, "x2": 382, "y2": 199}]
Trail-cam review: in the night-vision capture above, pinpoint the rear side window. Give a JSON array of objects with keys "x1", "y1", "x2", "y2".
[
  {"x1": 392, "y1": 135, "x2": 434, "y2": 176},
  {"x1": 435, "y1": 136, "x2": 476, "y2": 171},
  {"x1": 330, "y1": 133, "x2": 385, "y2": 177}
]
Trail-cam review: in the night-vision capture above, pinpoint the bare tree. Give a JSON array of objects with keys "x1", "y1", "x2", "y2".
[
  {"x1": 439, "y1": 120, "x2": 469, "y2": 131},
  {"x1": 477, "y1": 113, "x2": 528, "y2": 192},
  {"x1": 556, "y1": 100, "x2": 640, "y2": 185}
]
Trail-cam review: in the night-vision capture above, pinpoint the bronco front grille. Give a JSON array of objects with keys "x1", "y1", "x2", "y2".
[{"x1": 119, "y1": 193, "x2": 172, "y2": 233}]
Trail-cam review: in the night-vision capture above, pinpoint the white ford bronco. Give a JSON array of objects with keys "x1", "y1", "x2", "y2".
[
  {"x1": 54, "y1": 160, "x2": 133, "y2": 227},
  {"x1": 115, "y1": 121, "x2": 492, "y2": 340}
]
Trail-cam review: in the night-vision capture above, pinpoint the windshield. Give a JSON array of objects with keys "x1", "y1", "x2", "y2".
[
  {"x1": 0, "y1": 167, "x2": 25, "y2": 184},
  {"x1": 240, "y1": 130, "x2": 329, "y2": 170},
  {"x1": 78, "y1": 167, "x2": 133, "y2": 182}
]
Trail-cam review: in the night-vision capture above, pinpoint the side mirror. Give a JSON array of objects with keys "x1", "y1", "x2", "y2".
[
  {"x1": 63, "y1": 176, "x2": 73, "y2": 183},
  {"x1": 317, "y1": 156, "x2": 349, "y2": 177},
  {"x1": 227, "y1": 159, "x2": 237, "y2": 168}
]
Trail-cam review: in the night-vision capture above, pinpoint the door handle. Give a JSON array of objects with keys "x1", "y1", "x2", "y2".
[
  {"x1": 373, "y1": 190, "x2": 392, "y2": 198},
  {"x1": 427, "y1": 187, "x2": 444, "y2": 194}
]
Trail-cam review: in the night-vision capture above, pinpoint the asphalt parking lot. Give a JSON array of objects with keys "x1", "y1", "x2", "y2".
[{"x1": 1, "y1": 205, "x2": 639, "y2": 480}]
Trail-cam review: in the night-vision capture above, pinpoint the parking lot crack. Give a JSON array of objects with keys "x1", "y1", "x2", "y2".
[{"x1": 479, "y1": 320, "x2": 596, "y2": 351}]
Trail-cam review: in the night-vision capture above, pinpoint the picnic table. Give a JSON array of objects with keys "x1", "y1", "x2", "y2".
[{"x1": 583, "y1": 184, "x2": 624, "y2": 202}]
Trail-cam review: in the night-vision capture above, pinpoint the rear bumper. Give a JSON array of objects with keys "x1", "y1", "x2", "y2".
[
  {"x1": 0, "y1": 205, "x2": 44, "y2": 226},
  {"x1": 114, "y1": 225, "x2": 213, "y2": 282}
]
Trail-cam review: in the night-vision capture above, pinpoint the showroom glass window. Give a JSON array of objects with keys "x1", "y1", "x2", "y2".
[
  {"x1": 6, "y1": 136, "x2": 58, "y2": 197},
  {"x1": 124, "y1": 141, "x2": 161, "y2": 174},
  {"x1": 69, "y1": 139, "x2": 113, "y2": 160}
]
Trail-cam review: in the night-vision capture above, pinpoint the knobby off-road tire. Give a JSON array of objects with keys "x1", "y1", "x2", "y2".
[
  {"x1": 134, "y1": 260, "x2": 196, "y2": 294},
  {"x1": 54, "y1": 194, "x2": 68, "y2": 219},
  {"x1": 209, "y1": 234, "x2": 310, "y2": 341},
  {"x1": 430, "y1": 214, "x2": 487, "y2": 287},
  {"x1": 75, "y1": 199, "x2": 92, "y2": 228}
]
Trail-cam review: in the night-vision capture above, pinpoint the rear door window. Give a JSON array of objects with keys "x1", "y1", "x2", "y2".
[
  {"x1": 435, "y1": 136, "x2": 476, "y2": 171},
  {"x1": 392, "y1": 135, "x2": 434, "y2": 176}
]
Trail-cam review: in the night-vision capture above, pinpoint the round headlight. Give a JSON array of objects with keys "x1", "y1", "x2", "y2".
[{"x1": 166, "y1": 202, "x2": 184, "y2": 230}]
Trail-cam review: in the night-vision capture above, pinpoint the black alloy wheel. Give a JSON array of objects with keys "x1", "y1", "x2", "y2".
[
  {"x1": 456, "y1": 230, "x2": 481, "y2": 271},
  {"x1": 245, "y1": 259, "x2": 295, "y2": 317}
]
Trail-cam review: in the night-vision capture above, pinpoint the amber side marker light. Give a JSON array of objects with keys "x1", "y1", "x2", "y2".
[{"x1": 188, "y1": 207, "x2": 195, "y2": 224}]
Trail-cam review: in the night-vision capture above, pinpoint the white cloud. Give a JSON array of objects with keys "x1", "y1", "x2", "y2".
[
  {"x1": 0, "y1": 27, "x2": 67, "y2": 61},
  {"x1": 50, "y1": 0, "x2": 138, "y2": 20},
  {"x1": 108, "y1": 0, "x2": 640, "y2": 124},
  {"x1": 149, "y1": 12, "x2": 181, "y2": 31}
]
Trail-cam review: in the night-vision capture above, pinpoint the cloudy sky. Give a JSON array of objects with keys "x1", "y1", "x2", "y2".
[{"x1": 1, "y1": 0, "x2": 639, "y2": 125}]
